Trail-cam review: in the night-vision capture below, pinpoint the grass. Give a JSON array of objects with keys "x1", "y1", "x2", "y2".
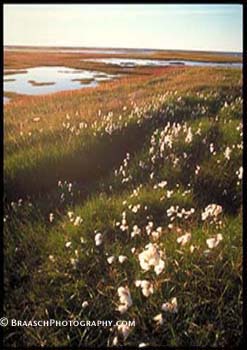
[
  {"x1": 3, "y1": 49, "x2": 243, "y2": 347},
  {"x1": 72, "y1": 78, "x2": 95, "y2": 84},
  {"x1": 4, "y1": 69, "x2": 28, "y2": 75},
  {"x1": 4, "y1": 78, "x2": 16, "y2": 82},
  {"x1": 28, "y1": 80, "x2": 55, "y2": 86}
]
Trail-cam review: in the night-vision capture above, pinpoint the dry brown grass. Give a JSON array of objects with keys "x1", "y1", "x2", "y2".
[
  {"x1": 4, "y1": 65, "x2": 241, "y2": 141},
  {"x1": 4, "y1": 48, "x2": 241, "y2": 72}
]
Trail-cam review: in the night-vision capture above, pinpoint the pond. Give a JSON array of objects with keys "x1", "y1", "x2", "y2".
[
  {"x1": 4, "y1": 96, "x2": 10, "y2": 104},
  {"x1": 81, "y1": 57, "x2": 242, "y2": 69},
  {"x1": 4, "y1": 58, "x2": 241, "y2": 104},
  {"x1": 3, "y1": 66, "x2": 117, "y2": 99}
]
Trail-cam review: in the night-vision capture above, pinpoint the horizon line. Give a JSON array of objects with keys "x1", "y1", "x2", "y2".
[{"x1": 4, "y1": 44, "x2": 242, "y2": 54}]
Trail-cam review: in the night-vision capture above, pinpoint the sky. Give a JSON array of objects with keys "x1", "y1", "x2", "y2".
[{"x1": 3, "y1": 4, "x2": 243, "y2": 52}]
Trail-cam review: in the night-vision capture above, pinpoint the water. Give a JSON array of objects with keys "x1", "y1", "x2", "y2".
[
  {"x1": 81, "y1": 57, "x2": 242, "y2": 69},
  {"x1": 4, "y1": 66, "x2": 117, "y2": 97},
  {"x1": 4, "y1": 59, "x2": 241, "y2": 104},
  {"x1": 4, "y1": 96, "x2": 10, "y2": 104},
  {"x1": 4, "y1": 47, "x2": 155, "y2": 55}
]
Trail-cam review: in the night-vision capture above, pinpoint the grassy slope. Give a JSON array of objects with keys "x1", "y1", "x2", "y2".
[{"x1": 4, "y1": 63, "x2": 243, "y2": 347}]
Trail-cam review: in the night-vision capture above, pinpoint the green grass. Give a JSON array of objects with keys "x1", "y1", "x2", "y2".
[{"x1": 3, "y1": 65, "x2": 242, "y2": 347}]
